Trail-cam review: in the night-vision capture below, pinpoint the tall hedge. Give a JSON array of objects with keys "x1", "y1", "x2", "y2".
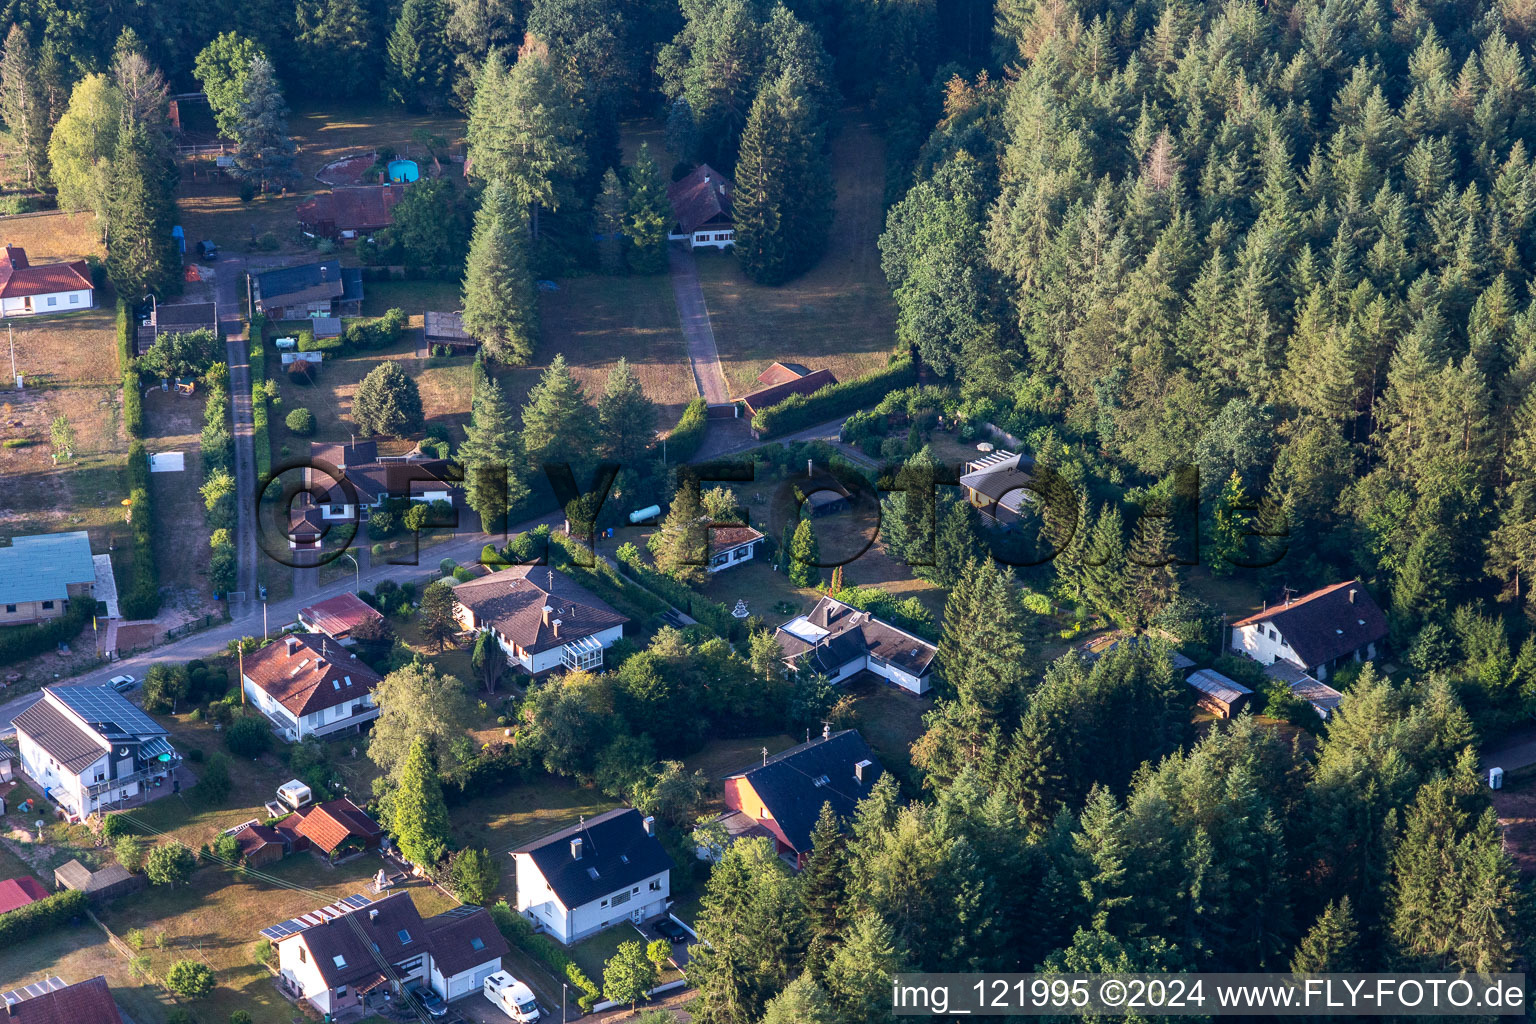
[
  {"x1": 665, "y1": 397, "x2": 708, "y2": 464},
  {"x1": 613, "y1": 542, "x2": 745, "y2": 641},
  {"x1": 548, "y1": 533, "x2": 671, "y2": 624},
  {"x1": 751, "y1": 358, "x2": 918, "y2": 438},
  {"x1": 248, "y1": 313, "x2": 271, "y2": 481},
  {"x1": 117, "y1": 299, "x2": 142, "y2": 439},
  {"x1": 0, "y1": 888, "x2": 87, "y2": 947},
  {"x1": 119, "y1": 440, "x2": 161, "y2": 619},
  {"x1": 0, "y1": 598, "x2": 95, "y2": 667}
]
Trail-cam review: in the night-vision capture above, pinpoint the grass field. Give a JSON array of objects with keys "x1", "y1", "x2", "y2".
[
  {"x1": 0, "y1": 211, "x2": 104, "y2": 259},
  {"x1": 0, "y1": 924, "x2": 176, "y2": 1022},
  {"x1": 142, "y1": 388, "x2": 216, "y2": 612},
  {"x1": 697, "y1": 117, "x2": 900, "y2": 397},
  {"x1": 682, "y1": 734, "x2": 800, "y2": 810},
  {"x1": 449, "y1": 778, "x2": 620, "y2": 905}
]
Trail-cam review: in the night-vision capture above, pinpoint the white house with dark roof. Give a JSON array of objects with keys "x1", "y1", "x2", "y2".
[
  {"x1": 959, "y1": 449, "x2": 1035, "y2": 527},
  {"x1": 1230, "y1": 580, "x2": 1387, "y2": 682},
  {"x1": 667, "y1": 164, "x2": 735, "y2": 249},
  {"x1": 0, "y1": 531, "x2": 97, "y2": 625},
  {"x1": 453, "y1": 567, "x2": 628, "y2": 675},
  {"x1": 240, "y1": 633, "x2": 384, "y2": 741},
  {"x1": 304, "y1": 441, "x2": 463, "y2": 523},
  {"x1": 12, "y1": 685, "x2": 177, "y2": 819},
  {"x1": 510, "y1": 808, "x2": 675, "y2": 944},
  {"x1": 774, "y1": 595, "x2": 937, "y2": 694},
  {"x1": 708, "y1": 525, "x2": 764, "y2": 572}
]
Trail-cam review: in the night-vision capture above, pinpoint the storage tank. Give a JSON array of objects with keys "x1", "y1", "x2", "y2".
[{"x1": 629, "y1": 504, "x2": 661, "y2": 524}]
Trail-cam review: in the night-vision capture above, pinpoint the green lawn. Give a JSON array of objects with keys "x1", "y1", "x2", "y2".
[
  {"x1": 449, "y1": 779, "x2": 620, "y2": 905},
  {"x1": 840, "y1": 676, "x2": 930, "y2": 775},
  {"x1": 697, "y1": 116, "x2": 901, "y2": 398},
  {"x1": 0, "y1": 924, "x2": 176, "y2": 1023},
  {"x1": 682, "y1": 733, "x2": 799, "y2": 810}
]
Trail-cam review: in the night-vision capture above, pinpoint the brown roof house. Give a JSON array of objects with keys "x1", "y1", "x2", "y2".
[
  {"x1": 1230, "y1": 580, "x2": 1388, "y2": 683},
  {"x1": 774, "y1": 595, "x2": 937, "y2": 694},
  {"x1": 1, "y1": 976, "x2": 125, "y2": 1024},
  {"x1": 667, "y1": 164, "x2": 735, "y2": 249},
  {"x1": 453, "y1": 566, "x2": 628, "y2": 675},
  {"x1": 739, "y1": 368, "x2": 837, "y2": 420},
  {"x1": 304, "y1": 441, "x2": 464, "y2": 525},
  {"x1": 240, "y1": 633, "x2": 384, "y2": 742},
  {"x1": 297, "y1": 185, "x2": 406, "y2": 240},
  {"x1": 233, "y1": 823, "x2": 289, "y2": 867},
  {"x1": 253, "y1": 260, "x2": 364, "y2": 320},
  {"x1": 0, "y1": 245, "x2": 93, "y2": 317},
  {"x1": 279, "y1": 797, "x2": 384, "y2": 861},
  {"x1": 424, "y1": 311, "x2": 477, "y2": 352},
  {"x1": 270, "y1": 891, "x2": 508, "y2": 1013},
  {"x1": 298, "y1": 592, "x2": 384, "y2": 643},
  {"x1": 707, "y1": 525, "x2": 765, "y2": 573}
]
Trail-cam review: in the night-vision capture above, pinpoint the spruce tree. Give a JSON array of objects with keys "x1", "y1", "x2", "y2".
[
  {"x1": 1080, "y1": 504, "x2": 1131, "y2": 626},
  {"x1": 105, "y1": 120, "x2": 180, "y2": 298},
  {"x1": 595, "y1": 167, "x2": 628, "y2": 274},
  {"x1": 462, "y1": 179, "x2": 538, "y2": 364},
  {"x1": 352, "y1": 362, "x2": 424, "y2": 438},
  {"x1": 1291, "y1": 897, "x2": 1361, "y2": 973},
  {"x1": 823, "y1": 910, "x2": 899, "y2": 1024},
  {"x1": 521, "y1": 354, "x2": 597, "y2": 467},
  {"x1": 1209, "y1": 471, "x2": 1253, "y2": 577},
  {"x1": 459, "y1": 375, "x2": 529, "y2": 532},
  {"x1": 760, "y1": 976, "x2": 838, "y2": 1024},
  {"x1": 597, "y1": 357, "x2": 657, "y2": 464},
  {"x1": 653, "y1": 474, "x2": 707, "y2": 584},
  {"x1": 388, "y1": 735, "x2": 452, "y2": 868},
  {"x1": 387, "y1": 0, "x2": 451, "y2": 110},
  {"x1": 733, "y1": 74, "x2": 833, "y2": 284},
  {"x1": 800, "y1": 801, "x2": 847, "y2": 980},
  {"x1": 788, "y1": 517, "x2": 820, "y2": 586},
  {"x1": 232, "y1": 56, "x2": 297, "y2": 193},
  {"x1": 1127, "y1": 506, "x2": 1181, "y2": 628},
  {"x1": 625, "y1": 143, "x2": 671, "y2": 273},
  {"x1": 294, "y1": 0, "x2": 378, "y2": 98},
  {"x1": 936, "y1": 558, "x2": 1030, "y2": 721},
  {"x1": 0, "y1": 25, "x2": 46, "y2": 187}
]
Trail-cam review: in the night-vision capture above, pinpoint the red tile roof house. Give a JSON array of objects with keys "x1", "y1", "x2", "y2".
[
  {"x1": 297, "y1": 185, "x2": 406, "y2": 240},
  {"x1": 298, "y1": 592, "x2": 384, "y2": 644},
  {"x1": 0, "y1": 246, "x2": 93, "y2": 317},
  {"x1": 0, "y1": 875, "x2": 48, "y2": 914},
  {"x1": 453, "y1": 567, "x2": 629, "y2": 676},
  {"x1": 240, "y1": 633, "x2": 384, "y2": 742},
  {"x1": 276, "y1": 797, "x2": 384, "y2": 862},
  {"x1": 667, "y1": 164, "x2": 735, "y2": 249},
  {"x1": 1229, "y1": 580, "x2": 1388, "y2": 683},
  {"x1": 2, "y1": 976, "x2": 125, "y2": 1024},
  {"x1": 271, "y1": 891, "x2": 508, "y2": 1015},
  {"x1": 707, "y1": 525, "x2": 765, "y2": 573}
]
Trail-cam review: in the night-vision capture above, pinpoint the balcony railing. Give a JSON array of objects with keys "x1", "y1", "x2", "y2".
[{"x1": 85, "y1": 765, "x2": 164, "y2": 797}]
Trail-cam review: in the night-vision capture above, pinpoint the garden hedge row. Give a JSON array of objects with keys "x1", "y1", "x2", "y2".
[
  {"x1": 248, "y1": 313, "x2": 271, "y2": 481},
  {"x1": 665, "y1": 397, "x2": 708, "y2": 463},
  {"x1": 750, "y1": 358, "x2": 919, "y2": 438},
  {"x1": 0, "y1": 888, "x2": 87, "y2": 947},
  {"x1": 489, "y1": 901, "x2": 601, "y2": 1011},
  {"x1": 613, "y1": 544, "x2": 745, "y2": 641},
  {"x1": 119, "y1": 440, "x2": 160, "y2": 620},
  {"x1": 548, "y1": 534, "x2": 672, "y2": 625},
  {"x1": 117, "y1": 299, "x2": 142, "y2": 439},
  {"x1": 0, "y1": 598, "x2": 94, "y2": 667}
]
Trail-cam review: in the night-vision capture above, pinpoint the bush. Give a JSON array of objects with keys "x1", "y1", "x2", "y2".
[
  {"x1": 0, "y1": 598, "x2": 94, "y2": 668},
  {"x1": 751, "y1": 358, "x2": 919, "y2": 438},
  {"x1": 2, "y1": 438, "x2": 28, "y2": 449},
  {"x1": 166, "y1": 959, "x2": 215, "y2": 998},
  {"x1": 239, "y1": 180, "x2": 256, "y2": 202},
  {"x1": 118, "y1": 300, "x2": 143, "y2": 439},
  {"x1": 0, "y1": 889, "x2": 87, "y2": 948},
  {"x1": 666, "y1": 398, "x2": 708, "y2": 463},
  {"x1": 343, "y1": 308, "x2": 406, "y2": 350},
  {"x1": 119, "y1": 442, "x2": 160, "y2": 619},
  {"x1": 226, "y1": 715, "x2": 271, "y2": 758},
  {"x1": 613, "y1": 543, "x2": 744, "y2": 641},
  {"x1": 489, "y1": 901, "x2": 601, "y2": 1010},
  {"x1": 285, "y1": 407, "x2": 316, "y2": 435},
  {"x1": 248, "y1": 314, "x2": 271, "y2": 481}
]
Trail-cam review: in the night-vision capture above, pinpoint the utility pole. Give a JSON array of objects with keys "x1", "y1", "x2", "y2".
[{"x1": 8, "y1": 322, "x2": 15, "y2": 387}]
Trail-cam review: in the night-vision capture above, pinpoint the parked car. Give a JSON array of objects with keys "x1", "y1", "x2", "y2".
[
  {"x1": 196, "y1": 240, "x2": 218, "y2": 262},
  {"x1": 407, "y1": 983, "x2": 447, "y2": 1018},
  {"x1": 654, "y1": 917, "x2": 689, "y2": 943},
  {"x1": 109, "y1": 675, "x2": 137, "y2": 692}
]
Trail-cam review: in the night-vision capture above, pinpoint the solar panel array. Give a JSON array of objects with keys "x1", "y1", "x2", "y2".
[
  {"x1": 259, "y1": 893, "x2": 373, "y2": 940},
  {"x1": 2, "y1": 976, "x2": 68, "y2": 1006},
  {"x1": 49, "y1": 685, "x2": 166, "y2": 739}
]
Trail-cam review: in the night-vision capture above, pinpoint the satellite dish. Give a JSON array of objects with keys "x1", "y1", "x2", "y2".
[{"x1": 117, "y1": 747, "x2": 129, "y2": 757}]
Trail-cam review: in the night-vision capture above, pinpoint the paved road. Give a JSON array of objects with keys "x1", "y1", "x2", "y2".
[
  {"x1": 216, "y1": 255, "x2": 258, "y2": 618},
  {"x1": 1482, "y1": 726, "x2": 1536, "y2": 773},
  {"x1": 667, "y1": 245, "x2": 730, "y2": 405}
]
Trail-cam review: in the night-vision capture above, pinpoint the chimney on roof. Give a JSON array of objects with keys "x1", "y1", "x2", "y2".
[
  {"x1": 570, "y1": 837, "x2": 583, "y2": 860},
  {"x1": 286, "y1": 636, "x2": 301, "y2": 655},
  {"x1": 369, "y1": 908, "x2": 378, "y2": 922},
  {"x1": 315, "y1": 658, "x2": 326, "y2": 670},
  {"x1": 1349, "y1": 587, "x2": 1357, "y2": 604},
  {"x1": 643, "y1": 815, "x2": 655, "y2": 837},
  {"x1": 552, "y1": 618, "x2": 562, "y2": 638},
  {"x1": 855, "y1": 759, "x2": 873, "y2": 783},
  {"x1": 542, "y1": 605, "x2": 553, "y2": 627}
]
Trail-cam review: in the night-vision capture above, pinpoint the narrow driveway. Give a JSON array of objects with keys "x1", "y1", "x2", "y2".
[
  {"x1": 216, "y1": 255, "x2": 258, "y2": 617},
  {"x1": 667, "y1": 245, "x2": 730, "y2": 405}
]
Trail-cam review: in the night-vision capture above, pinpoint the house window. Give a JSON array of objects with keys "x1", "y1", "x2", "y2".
[
  {"x1": 41, "y1": 601, "x2": 53, "y2": 609},
  {"x1": 69, "y1": 294, "x2": 79, "y2": 304},
  {"x1": 46, "y1": 296, "x2": 56, "y2": 306},
  {"x1": 398, "y1": 929, "x2": 412, "y2": 944},
  {"x1": 1267, "y1": 627, "x2": 1276, "y2": 640},
  {"x1": 330, "y1": 505, "x2": 346, "y2": 515},
  {"x1": 4, "y1": 605, "x2": 14, "y2": 613},
  {"x1": 601, "y1": 899, "x2": 608, "y2": 908},
  {"x1": 299, "y1": 947, "x2": 307, "y2": 963},
  {"x1": 336, "y1": 986, "x2": 348, "y2": 999},
  {"x1": 649, "y1": 880, "x2": 661, "y2": 892},
  {"x1": 333, "y1": 955, "x2": 347, "y2": 968},
  {"x1": 471, "y1": 936, "x2": 485, "y2": 951},
  {"x1": 611, "y1": 890, "x2": 631, "y2": 907},
  {"x1": 632, "y1": 887, "x2": 640, "y2": 895}
]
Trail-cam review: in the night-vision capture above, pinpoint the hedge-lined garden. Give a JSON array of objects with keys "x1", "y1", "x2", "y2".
[
  {"x1": 750, "y1": 357, "x2": 918, "y2": 437},
  {"x1": 248, "y1": 312, "x2": 272, "y2": 481},
  {"x1": 116, "y1": 299, "x2": 142, "y2": 438},
  {"x1": 119, "y1": 440, "x2": 160, "y2": 619},
  {"x1": 614, "y1": 542, "x2": 747, "y2": 641},
  {"x1": 0, "y1": 598, "x2": 95, "y2": 667},
  {"x1": 0, "y1": 888, "x2": 87, "y2": 947},
  {"x1": 490, "y1": 901, "x2": 602, "y2": 1011},
  {"x1": 665, "y1": 397, "x2": 708, "y2": 463}
]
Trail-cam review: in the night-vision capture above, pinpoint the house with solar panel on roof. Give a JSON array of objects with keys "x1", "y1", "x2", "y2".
[
  {"x1": 0, "y1": 531, "x2": 98, "y2": 626},
  {"x1": 12, "y1": 684, "x2": 178, "y2": 820},
  {"x1": 240, "y1": 633, "x2": 385, "y2": 742}
]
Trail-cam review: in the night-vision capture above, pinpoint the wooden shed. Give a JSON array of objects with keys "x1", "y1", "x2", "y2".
[
  {"x1": 424, "y1": 311, "x2": 477, "y2": 351},
  {"x1": 54, "y1": 860, "x2": 145, "y2": 902},
  {"x1": 1185, "y1": 669, "x2": 1254, "y2": 719}
]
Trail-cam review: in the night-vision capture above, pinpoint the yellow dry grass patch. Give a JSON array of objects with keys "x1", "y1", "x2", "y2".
[{"x1": 0, "y1": 210, "x2": 104, "y2": 260}]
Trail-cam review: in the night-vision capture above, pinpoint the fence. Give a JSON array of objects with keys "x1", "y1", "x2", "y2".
[{"x1": 87, "y1": 907, "x2": 177, "y2": 998}]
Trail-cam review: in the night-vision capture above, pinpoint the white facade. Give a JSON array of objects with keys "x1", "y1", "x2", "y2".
[
  {"x1": 513, "y1": 854, "x2": 670, "y2": 945},
  {"x1": 462, "y1": 618, "x2": 625, "y2": 676},
  {"x1": 670, "y1": 228, "x2": 735, "y2": 249},
  {"x1": 16, "y1": 717, "x2": 153, "y2": 817},
  {"x1": 1230, "y1": 623, "x2": 1379, "y2": 682},
  {"x1": 278, "y1": 926, "x2": 491, "y2": 1009},
  {"x1": 242, "y1": 674, "x2": 379, "y2": 742},
  {"x1": 430, "y1": 955, "x2": 504, "y2": 1001},
  {"x1": 708, "y1": 541, "x2": 758, "y2": 573},
  {"x1": 0, "y1": 287, "x2": 92, "y2": 317}
]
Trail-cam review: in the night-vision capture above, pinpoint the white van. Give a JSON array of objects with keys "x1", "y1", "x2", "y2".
[{"x1": 484, "y1": 971, "x2": 541, "y2": 1022}]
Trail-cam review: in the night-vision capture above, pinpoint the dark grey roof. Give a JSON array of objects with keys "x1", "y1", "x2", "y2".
[
  {"x1": 1232, "y1": 580, "x2": 1388, "y2": 669},
  {"x1": 255, "y1": 260, "x2": 344, "y2": 303},
  {"x1": 340, "y1": 267, "x2": 364, "y2": 303},
  {"x1": 774, "y1": 596, "x2": 937, "y2": 677},
  {"x1": 724, "y1": 730, "x2": 882, "y2": 854},
  {"x1": 1186, "y1": 669, "x2": 1252, "y2": 705},
  {"x1": 511, "y1": 808, "x2": 674, "y2": 910},
  {"x1": 153, "y1": 302, "x2": 217, "y2": 328},
  {"x1": 13, "y1": 698, "x2": 104, "y2": 773}
]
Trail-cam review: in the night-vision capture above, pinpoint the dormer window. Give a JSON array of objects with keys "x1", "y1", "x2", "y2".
[{"x1": 333, "y1": 955, "x2": 347, "y2": 968}]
